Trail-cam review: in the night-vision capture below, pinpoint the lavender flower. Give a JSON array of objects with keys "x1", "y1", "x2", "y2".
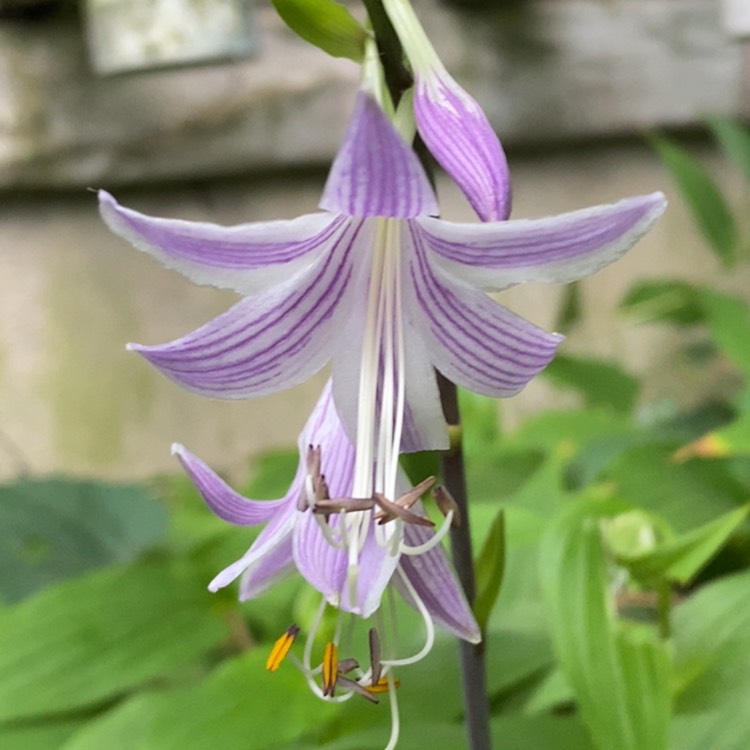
[
  {"x1": 174, "y1": 381, "x2": 479, "y2": 745},
  {"x1": 100, "y1": 93, "x2": 665, "y2": 455},
  {"x1": 383, "y1": 0, "x2": 513, "y2": 221}
]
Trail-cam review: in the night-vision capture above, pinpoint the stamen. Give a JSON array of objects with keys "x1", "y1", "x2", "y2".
[
  {"x1": 366, "y1": 675, "x2": 401, "y2": 694},
  {"x1": 306, "y1": 444, "x2": 321, "y2": 480},
  {"x1": 384, "y1": 671, "x2": 401, "y2": 750},
  {"x1": 314, "y1": 497, "x2": 376, "y2": 515},
  {"x1": 369, "y1": 627, "x2": 382, "y2": 685},
  {"x1": 338, "y1": 675, "x2": 380, "y2": 703},
  {"x1": 395, "y1": 476, "x2": 436, "y2": 510},
  {"x1": 337, "y1": 657, "x2": 359, "y2": 675},
  {"x1": 266, "y1": 625, "x2": 299, "y2": 672},
  {"x1": 433, "y1": 486, "x2": 461, "y2": 528},
  {"x1": 322, "y1": 641, "x2": 339, "y2": 697},
  {"x1": 373, "y1": 492, "x2": 434, "y2": 527},
  {"x1": 399, "y1": 510, "x2": 454, "y2": 556},
  {"x1": 381, "y1": 569, "x2": 435, "y2": 668}
]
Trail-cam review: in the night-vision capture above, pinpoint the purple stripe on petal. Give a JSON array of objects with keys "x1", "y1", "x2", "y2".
[
  {"x1": 419, "y1": 193, "x2": 667, "y2": 292},
  {"x1": 129, "y1": 219, "x2": 371, "y2": 399},
  {"x1": 406, "y1": 222, "x2": 562, "y2": 397},
  {"x1": 239, "y1": 535, "x2": 296, "y2": 600},
  {"x1": 398, "y1": 521, "x2": 480, "y2": 643},
  {"x1": 173, "y1": 443, "x2": 293, "y2": 525},
  {"x1": 293, "y1": 510, "x2": 349, "y2": 605},
  {"x1": 100, "y1": 190, "x2": 344, "y2": 296},
  {"x1": 320, "y1": 93, "x2": 438, "y2": 219},
  {"x1": 414, "y1": 74, "x2": 511, "y2": 222},
  {"x1": 340, "y1": 523, "x2": 401, "y2": 617}
]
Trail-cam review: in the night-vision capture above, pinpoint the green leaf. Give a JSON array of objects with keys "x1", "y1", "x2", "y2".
[
  {"x1": 619, "y1": 280, "x2": 705, "y2": 326},
  {"x1": 0, "y1": 720, "x2": 83, "y2": 750},
  {"x1": 61, "y1": 649, "x2": 341, "y2": 750},
  {"x1": 672, "y1": 570, "x2": 750, "y2": 712},
  {"x1": 616, "y1": 505, "x2": 749, "y2": 586},
  {"x1": 540, "y1": 497, "x2": 672, "y2": 750},
  {"x1": 0, "y1": 561, "x2": 227, "y2": 722},
  {"x1": 272, "y1": 0, "x2": 367, "y2": 61},
  {"x1": 605, "y1": 444, "x2": 745, "y2": 531},
  {"x1": 699, "y1": 288, "x2": 750, "y2": 379},
  {"x1": 708, "y1": 117, "x2": 750, "y2": 184},
  {"x1": 651, "y1": 135, "x2": 738, "y2": 266},
  {"x1": 542, "y1": 354, "x2": 639, "y2": 413},
  {"x1": 0, "y1": 477, "x2": 168, "y2": 602},
  {"x1": 473, "y1": 509, "x2": 506, "y2": 631}
]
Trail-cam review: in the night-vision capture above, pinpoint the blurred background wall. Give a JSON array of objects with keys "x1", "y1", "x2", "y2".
[{"x1": 0, "y1": 0, "x2": 748, "y2": 480}]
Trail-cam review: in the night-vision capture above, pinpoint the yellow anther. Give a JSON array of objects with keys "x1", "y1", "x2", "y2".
[
  {"x1": 266, "y1": 625, "x2": 299, "y2": 672},
  {"x1": 366, "y1": 676, "x2": 400, "y2": 694},
  {"x1": 322, "y1": 641, "x2": 339, "y2": 697}
]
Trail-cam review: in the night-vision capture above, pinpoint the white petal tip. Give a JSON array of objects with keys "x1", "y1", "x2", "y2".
[
  {"x1": 125, "y1": 342, "x2": 143, "y2": 352},
  {"x1": 170, "y1": 442, "x2": 184, "y2": 456}
]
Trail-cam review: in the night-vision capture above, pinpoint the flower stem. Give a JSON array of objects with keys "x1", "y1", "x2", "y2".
[
  {"x1": 437, "y1": 372, "x2": 492, "y2": 750},
  {"x1": 363, "y1": 4, "x2": 492, "y2": 747}
]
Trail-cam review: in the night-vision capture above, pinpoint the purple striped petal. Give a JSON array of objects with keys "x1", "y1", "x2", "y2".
[
  {"x1": 99, "y1": 191, "x2": 344, "y2": 296},
  {"x1": 397, "y1": 520, "x2": 480, "y2": 643},
  {"x1": 329, "y1": 223, "x2": 448, "y2": 453},
  {"x1": 414, "y1": 72, "x2": 511, "y2": 222},
  {"x1": 239, "y1": 535, "x2": 295, "y2": 600},
  {"x1": 320, "y1": 92, "x2": 438, "y2": 219},
  {"x1": 339, "y1": 523, "x2": 401, "y2": 617},
  {"x1": 172, "y1": 443, "x2": 293, "y2": 525},
  {"x1": 293, "y1": 511, "x2": 349, "y2": 607},
  {"x1": 209, "y1": 503, "x2": 296, "y2": 591},
  {"x1": 128, "y1": 219, "x2": 371, "y2": 399},
  {"x1": 419, "y1": 192, "x2": 667, "y2": 292},
  {"x1": 406, "y1": 221, "x2": 563, "y2": 398},
  {"x1": 292, "y1": 384, "x2": 361, "y2": 607}
]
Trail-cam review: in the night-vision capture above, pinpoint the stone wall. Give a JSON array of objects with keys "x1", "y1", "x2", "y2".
[{"x1": 0, "y1": 0, "x2": 747, "y2": 480}]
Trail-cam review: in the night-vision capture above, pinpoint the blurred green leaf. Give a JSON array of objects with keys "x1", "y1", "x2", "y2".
[
  {"x1": 669, "y1": 572, "x2": 750, "y2": 750},
  {"x1": 0, "y1": 720, "x2": 83, "y2": 750},
  {"x1": 708, "y1": 118, "x2": 750, "y2": 184},
  {"x1": 510, "y1": 408, "x2": 631, "y2": 454},
  {"x1": 555, "y1": 281, "x2": 583, "y2": 330},
  {"x1": 0, "y1": 477, "x2": 168, "y2": 603},
  {"x1": 699, "y1": 289, "x2": 750, "y2": 379},
  {"x1": 605, "y1": 444, "x2": 745, "y2": 531},
  {"x1": 0, "y1": 561, "x2": 227, "y2": 722},
  {"x1": 61, "y1": 648, "x2": 341, "y2": 750},
  {"x1": 540, "y1": 497, "x2": 672, "y2": 750},
  {"x1": 542, "y1": 355, "x2": 639, "y2": 413},
  {"x1": 473, "y1": 509, "x2": 506, "y2": 631},
  {"x1": 619, "y1": 280, "x2": 705, "y2": 326},
  {"x1": 651, "y1": 135, "x2": 738, "y2": 266},
  {"x1": 617, "y1": 505, "x2": 749, "y2": 586},
  {"x1": 243, "y1": 449, "x2": 299, "y2": 498},
  {"x1": 272, "y1": 0, "x2": 367, "y2": 61}
]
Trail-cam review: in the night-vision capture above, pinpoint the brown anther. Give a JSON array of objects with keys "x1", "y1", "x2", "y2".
[
  {"x1": 337, "y1": 657, "x2": 359, "y2": 675},
  {"x1": 337, "y1": 675, "x2": 380, "y2": 704},
  {"x1": 433, "y1": 486, "x2": 461, "y2": 528},
  {"x1": 314, "y1": 497, "x2": 376, "y2": 516},
  {"x1": 368, "y1": 627, "x2": 382, "y2": 685},
  {"x1": 266, "y1": 624, "x2": 299, "y2": 672},
  {"x1": 373, "y1": 493, "x2": 434, "y2": 527},
  {"x1": 395, "y1": 476, "x2": 436, "y2": 511},
  {"x1": 322, "y1": 641, "x2": 339, "y2": 697},
  {"x1": 306, "y1": 444, "x2": 321, "y2": 480},
  {"x1": 315, "y1": 474, "x2": 330, "y2": 503}
]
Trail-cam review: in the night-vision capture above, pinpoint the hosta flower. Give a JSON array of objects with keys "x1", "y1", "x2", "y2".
[
  {"x1": 100, "y1": 92, "x2": 666, "y2": 456},
  {"x1": 175, "y1": 382, "x2": 478, "y2": 746},
  {"x1": 383, "y1": 0, "x2": 512, "y2": 221}
]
